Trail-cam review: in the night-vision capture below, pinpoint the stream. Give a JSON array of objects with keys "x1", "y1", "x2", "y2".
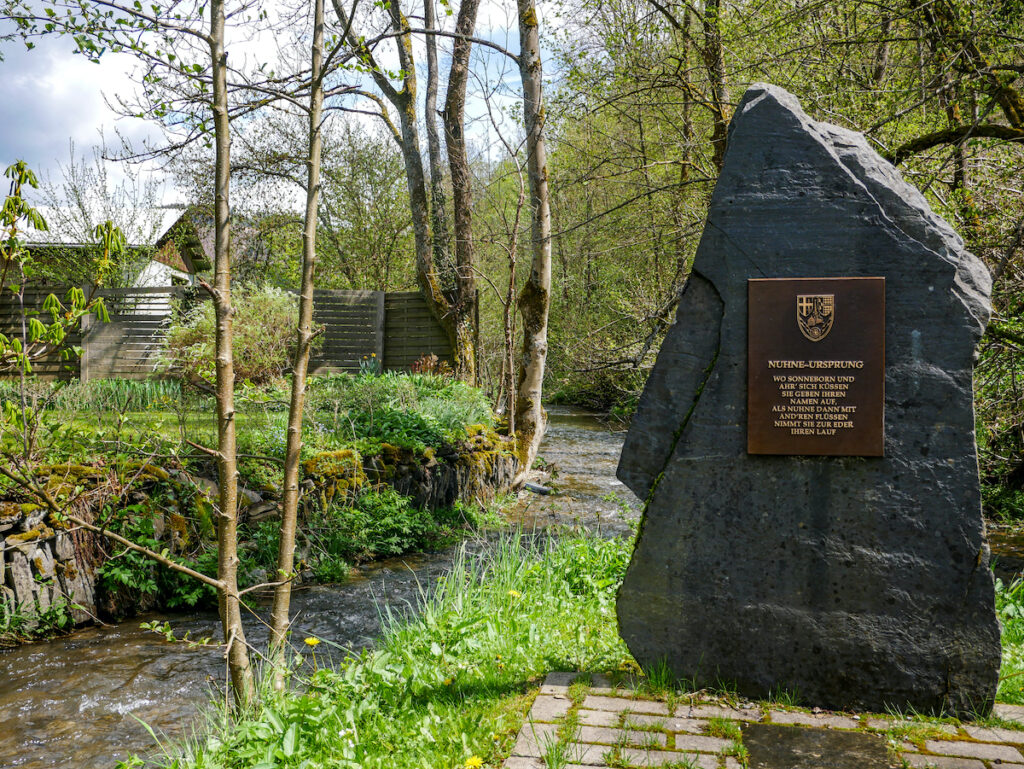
[
  {"x1": 6, "y1": 405, "x2": 1018, "y2": 769},
  {"x1": 0, "y1": 406, "x2": 637, "y2": 769}
]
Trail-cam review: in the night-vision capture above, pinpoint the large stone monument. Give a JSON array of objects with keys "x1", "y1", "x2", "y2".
[{"x1": 617, "y1": 83, "x2": 1000, "y2": 716}]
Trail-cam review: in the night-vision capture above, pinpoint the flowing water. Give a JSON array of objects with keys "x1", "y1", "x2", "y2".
[{"x1": 0, "y1": 406, "x2": 637, "y2": 769}]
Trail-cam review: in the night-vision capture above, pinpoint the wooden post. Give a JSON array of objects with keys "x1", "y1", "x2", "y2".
[
  {"x1": 374, "y1": 291, "x2": 386, "y2": 369},
  {"x1": 79, "y1": 312, "x2": 93, "y2": 383}
]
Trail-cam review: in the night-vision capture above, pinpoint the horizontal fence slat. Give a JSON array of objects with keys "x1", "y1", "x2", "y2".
[{"x1": 3, "y1": 286, "x2": 449, "y2": 382}]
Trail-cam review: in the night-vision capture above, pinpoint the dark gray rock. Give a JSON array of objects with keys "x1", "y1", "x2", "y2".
[{"x1": 617, "y1": 83, "x2": 999, "y2": 717}]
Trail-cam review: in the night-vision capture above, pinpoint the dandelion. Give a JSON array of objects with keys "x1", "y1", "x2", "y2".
[
  {"x1": 507, "y1": 590, "x2": 521, "y2": 598},
  {"x1": 464, "y1": 757, "x2": 483, "y2": 769},
  {"x1": 443, "y1": 677, "x2": 453, "y2": 686},
  {"x1": 305, "y1": 636, "x2": 321, "y2": 647}
]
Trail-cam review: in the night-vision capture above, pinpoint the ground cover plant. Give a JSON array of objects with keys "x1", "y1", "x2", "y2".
[
  {"x1": 118, "y1": 533, "x2": 1024, "y2": 769},
  {"x1": 998, "y1": 577, "x2": 1024, "y2": 704},
  {"x1": 131, "y1": 531, "x2": 633, "y2": 769},
  {"x1": 0, "y1": 370, "x2": 510, "y2": 630}
]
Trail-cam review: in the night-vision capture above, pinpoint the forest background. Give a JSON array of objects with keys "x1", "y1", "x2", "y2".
[{"x1": 4, "y1": 0, "x2": 1024, "y2": 514}]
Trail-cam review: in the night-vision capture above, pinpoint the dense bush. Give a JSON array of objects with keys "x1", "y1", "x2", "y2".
[
  {"x1": 305, "y1": 372, "x2": 493, "y2": 447},
  {"x1": 161, "y1": 285, "x2": 306, "y2": 387}
]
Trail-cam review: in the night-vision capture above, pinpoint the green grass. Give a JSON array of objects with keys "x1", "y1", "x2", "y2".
[
  {"x1": 132, "y1": 532, "x2": 633, "y2": 769},
  {"x1": 998, "y1": 577, "x2": 1024, "y2": 704}
]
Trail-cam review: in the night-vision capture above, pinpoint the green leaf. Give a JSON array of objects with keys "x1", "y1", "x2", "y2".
[{"x1": 282, "y1": 723, "x2": 298, "y2": 757}]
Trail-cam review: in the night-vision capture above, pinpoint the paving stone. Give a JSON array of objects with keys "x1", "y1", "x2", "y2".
[
  {"x1": 529, "y1": 694, "x2": 571, "y2": 722},
  {"x1": 565, "y1": 765, "x2": 605, "y2": 769},
  {"x1": 511, "y1": 722, "x2": 560, "y2": 758},
  {"x1": 577, "y1": 725, "x2": 666, "y2": 747},
  {"x1": 540, "y1": 684, "x2": 573, "y2": 696},
  {"x1": 864, "y1": 716, "x2": 898, "y2": 730},
  {"x1": 995, "y1": 704, "x2": 1024, "y2": 723},
  {"x1": 566, "y1": 742, "x2": 612, "y2": 765},
  {"x1": 503, "y1": 758, "x2": 545, "y2": 769},
  {"x1": 577, "y1": 709, "x2": 621, "y2": 728},
  {"x1": 744, "y1": 722, "x2": 889, "y2": 769},
  {"x1": 685, "y1": 704, "x2": 762, "y2": 721},
  {"x1": 544, "y1": 672, "x2": 583, "y2": 688},
  {"x1": 962, "y1": 724, "x2": 1024, "y2": 743},
  {"x1": 618, "y1": 747, "x2": 718, "y2": 768},
  {"x1": 581, "y1": 695, "x2": 669, "y2": 715},
  {"x1": 998, "y1": 764, "x2": 1024, "y2": 769},
  {"x1": 724, "y1": 759, "x2": 743, "y2": 769},
  {"x1": 768, "y1": 710, "x2": 859, "y2": 729},
  {"x1": 902, "y1": 754, "x2": 985, "y2": 769},
  {"x1": 672, "y1": 734, "x2": 731, "y2": 752},
  {"x1": 626, "y1": 713, "x2": 705, "y2": 733},
  {"x1": 923, "y1": 740, "x2": 1024, "y2": 762}
]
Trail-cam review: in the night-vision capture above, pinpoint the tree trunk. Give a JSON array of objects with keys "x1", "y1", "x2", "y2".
[
  {"x1": 514, "y1": 0, "x2": 553, "y2": 484},
  {"x1": 701, "y1": 0, "x2": 729, "y2": 172},
  {"x1": 443, "y1": 0, "x2": 482, "y2": 384},
  {"x1": 424, "y1": 0, "x2": 452, "y2": 281},
  {"x1": 209, "y1": 0, "x2": 255, "y2": 708},
  {"x1": 270, "y1": 0, "x2": 324, "y2": 689}
]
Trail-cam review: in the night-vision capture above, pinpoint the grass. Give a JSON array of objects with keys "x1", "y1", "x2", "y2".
[
  {"x1": 133, "y1": 532, "x2": 633, "y2": 769},
  {"x1": 998, "y1": 577, "x2": 1024, "y2": 704}
]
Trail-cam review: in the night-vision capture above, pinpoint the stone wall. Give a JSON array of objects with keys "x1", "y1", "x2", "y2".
[
  {"x1": 3, "y1": 432, "x2": 518, "y2": 637},
  {"x1": 365, "y1": 427, "x2": 518, "y2": 510},
  {"x1": 1, "y1": 503, "x2": 99, "y2": 628}
]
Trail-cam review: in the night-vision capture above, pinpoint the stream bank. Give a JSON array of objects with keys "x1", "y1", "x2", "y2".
[{"x1": 0, "y1": 406, "x2": 638, "y2": 769}]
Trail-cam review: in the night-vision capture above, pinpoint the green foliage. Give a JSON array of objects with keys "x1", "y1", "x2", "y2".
[
  {"x1": 0, "y1": 592, "x2": 75, "y2": 645},
  {"x1": 162, "y1": 285, "x2": 310, "y2": 387},
  {"x1": 305, "y1": 372, "x2": 493, "y2": 449},
  {"x1": 0, "y1": 162, "x2": 112, "y2": 381},
  {"x1": 95, "y1": 494, "x2": 217, "y2": 615},
  {"x1": 0, "y1": 378, "x2": 190, "y2": 413},
  {"x1": 311, "y1": 488, "x2": 437, "y2": 566},
  {"x1": 140, "y1": 532, "x2": 635, "y2": 769},
  {"x1": 977, "y1": 332, "x2": 1024, "y2": 520},
  {"x1": 998, "y1": 577, "x2": 1024, "y2": 704}
]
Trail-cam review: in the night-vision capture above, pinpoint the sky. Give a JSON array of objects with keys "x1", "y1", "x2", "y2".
[
  {"x1": 0, "y1": 0, "x2": 540, "y2": 226},
  {"x1": 0, "y1": 35, "x2": 163, "y2": 187}
]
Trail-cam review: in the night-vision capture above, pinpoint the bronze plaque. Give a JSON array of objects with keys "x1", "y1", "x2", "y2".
[{"x1": 748, "y1": 277, "x2": 885, "y2": 456}]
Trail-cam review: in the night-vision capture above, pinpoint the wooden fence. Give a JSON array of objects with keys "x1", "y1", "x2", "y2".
[{"x1": 1, "y1": 286, "x2": 452, "y2": 381}]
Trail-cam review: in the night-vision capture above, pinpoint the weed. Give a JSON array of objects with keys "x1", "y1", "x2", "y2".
[
  {"x1": 706, "y1": 717, "x2": 742, "y2": 741},
  {"x1": 763, "y1": 686, "x2": 802, "y2": 708},
  {"x1": 568, "y1": 677, "x2": 591, "y2": 706}
]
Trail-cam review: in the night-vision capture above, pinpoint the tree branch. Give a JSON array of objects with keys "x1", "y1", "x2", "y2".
[{"x1": 887, "y1": 124, "x2": 1024, "y2": 164}]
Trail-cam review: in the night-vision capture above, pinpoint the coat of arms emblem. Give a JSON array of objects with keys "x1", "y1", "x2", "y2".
[{"x1": 796, "y1": 294, "x2": 834, "y2": 342}]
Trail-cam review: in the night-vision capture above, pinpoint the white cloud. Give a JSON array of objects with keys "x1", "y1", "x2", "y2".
[{"x1": 0, "y1": 36, "x2": 162, "y2": 186}]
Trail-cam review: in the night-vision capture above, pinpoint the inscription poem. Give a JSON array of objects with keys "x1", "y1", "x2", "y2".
[{"x1": 748, "y1": 277, "x2": 885, "y2": 456}]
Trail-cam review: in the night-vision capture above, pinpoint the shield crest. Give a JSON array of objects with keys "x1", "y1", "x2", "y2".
[{"x1": 796, "y1": 294, "x2": 834, "y2": 342}]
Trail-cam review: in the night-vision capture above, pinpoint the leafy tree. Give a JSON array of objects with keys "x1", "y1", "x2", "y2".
[{"x1": 3, "y1": 0, "x2": 265, "y2": 704}]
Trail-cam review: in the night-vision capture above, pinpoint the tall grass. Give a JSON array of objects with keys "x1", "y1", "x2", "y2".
[
  {"x1": 0, "y1": 378, "x2": 190, "y2": 412},
  {"x1": 138, "y1": 532, "x2": 633, "y2": 769},
  {"x1": 998, "y1": 577, "x2": 1024, "y2": 704}
]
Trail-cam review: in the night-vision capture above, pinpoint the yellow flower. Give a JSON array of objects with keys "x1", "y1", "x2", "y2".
[
  {"x1": 305, "y1": 637, "x2": 321, "y2": 647},
  {"x1": 507, "y1": 590, "x2": 521, "y2": 598},
  {"x1": 464, "y1": 757, "x2": 483, "y2": 769},
  {"x1": 371, "y1": 352, "x2": 376, "y2": 357},
  {"x1": 443, "y1": 677, "x2": 453, "y2": 686}
]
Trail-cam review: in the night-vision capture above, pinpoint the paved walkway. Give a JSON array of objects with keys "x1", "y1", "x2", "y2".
[{"x1": 503, "y1": 673, "x2": 1024, "y2": 768}]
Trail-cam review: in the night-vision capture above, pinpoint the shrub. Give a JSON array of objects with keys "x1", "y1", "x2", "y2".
[
  {"x1": 308, "y1": 488, "x2": 436, "y2": 566},
  {"x1": 161, "y1": 285, "x2": 308, "y2": 387},
  {"x1": 304, "y1": 372, "x2": 494, "y2": 447}
]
